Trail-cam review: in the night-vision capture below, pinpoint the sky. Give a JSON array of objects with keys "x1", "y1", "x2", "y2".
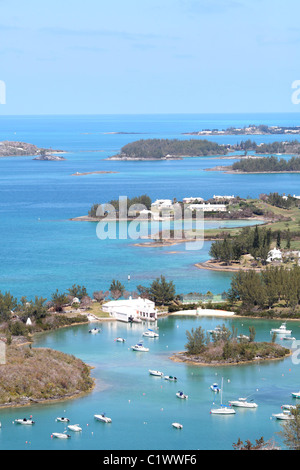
[{"x1": 0, "y1": 0, "x2": 300, "y2": 114}]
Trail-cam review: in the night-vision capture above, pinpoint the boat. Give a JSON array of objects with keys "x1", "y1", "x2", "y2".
[
  {"x1": 229, "y1": 398, "x2": 258, "y2": 408},
  {"x1": 94, "y1": 414, "x2": 112, "y2": 423},
  {"x1": 176, "y1": 391, "x2": 188, "y2": 399},
  {"x1": 115, "y1": 337, "x2": 126, "y2": 343},
  {"x1": 172, "y1": 423, "x2": 183, "y2": 429},
  {"x1": 210, "y1": 383, "x2": 221, "y2": 393},
  {"x1": 164, "y1": 375, "x2": 178, "y2": 382},
  {"x1": 292, "y1": 391, "x2": 300, "y2": 398},
  {"x1": 56, "y1": 417, "x2": 70, "y2": 423},
  {"x1": 52, "y1": 432, "x2": 71, "y2": 439},
  {"x1": 149, "y1": 370, "x2": 164, "y2": 377},
  {"x1": 89, "y1": 328, "x2": 101, "y2": 334},
  {"x1": 272, "y1": 410, "x2": 294, "y2": 420},
  {"x1": 14, "y1": 418, "x2": 35, "y2": 425},
  {"x1": 282, "y1": 336, "x2": 296, "y2": 341},
  {"x1": 270, "y1": 323, "x2": 292, "y2": 336},
  {"x1": 210, "y1": 378, "x2": 236, "y2": 415},
  {"x1": 282, "y1": 404, "x2": 296, "y2": 411},
  {"x1": 208, "y1": 327, "x2": 222, "y2": 335},
  {"x1": 67, "y1": 424, "x2": 82, "y2": 432},
  {"x1": 143, "y1": 329, "x2": 159, "y2": 338},
  {"x1": 131, "y1": 342, "x2": 149, "y2": 352}
]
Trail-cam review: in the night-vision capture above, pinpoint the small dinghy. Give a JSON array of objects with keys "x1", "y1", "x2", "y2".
[
  {"x1": 94, "y1": 414, "x2": 112, "y2": 423},
  {"x1": 52, "y1": 432, "x2": 71, "y2": 439},
  {"x1": 164, "y1": 375, "x2": 178, "y2": 382},
  {"x1": 14, "y1": 418, "x2": 35, "y2": 425},
  {"x1": 89, "y1": 328, "x2": 101, "y2": 334},
  {"x1": 56, "y1": 417, "x2": 70, "y2": 423},
  {"x1": 67, "y1": 424, "x2": 82, "y2": 432},
  {"x1": 172, "y1": 422, "x2": 183, "y2": 429},
  {"x1": 210, "y1": 383, "x2": 221, "y2": 393},
  {"x1": 115, "y1": 337, "x2": 126, "y2": 343},
  {"x1": 176, "y1": 391, "x2": 188, "y2": 400}
]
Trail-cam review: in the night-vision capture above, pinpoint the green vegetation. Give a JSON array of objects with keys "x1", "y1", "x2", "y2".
[
  {"x1": 137, "y1": 275, "x2": 176, "y2": 306},
  {"x1": 228, "y1": 265, "x2": 300, "y2": 314},
  {"x1": 88, "y1": 194, "x2": 152, "y2": 218},
  {"x1": 178, "y1": 324, "x2": 290, "y2": 365},
  {"x1": 232, "y1": 155, "x2": 300, "y2": 173},
  {"x1": 209, "y1": 225, "x2": 272, "y2": 265},
  {"x1": 279, "y1": 406, "x2": 300, "y2": 450},
  {"x1": 114, "y1": 139, "x2": 227, "y2": 160}
]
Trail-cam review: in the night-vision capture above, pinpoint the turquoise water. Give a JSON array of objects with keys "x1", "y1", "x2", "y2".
[
  {"x1": 0, "y1": 113, "x2": 299, "y2": 299},
  {"x1": 0, "y1": 316, "x2": 299, "y2": 450},
  {"x1": 0, "y1": 113, "x2": 300, "y2": 450}
]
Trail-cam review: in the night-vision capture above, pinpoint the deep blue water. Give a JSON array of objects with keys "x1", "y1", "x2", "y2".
[{"x1": 0, "y1": 113, "x2": 300, "y2": 300}]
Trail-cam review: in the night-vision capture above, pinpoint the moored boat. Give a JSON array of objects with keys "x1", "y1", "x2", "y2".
[
  {"x1": 94, "y1": 414, "x2": 112, "y2": 423},
  {"x1": 270, "y1": 323, "x2": 292, "y2": 336},
  {"x1": 149, "y1": 370, "x2": 163, "y2": 377},
  {"x1": 131, "y1": 342, "x2": 149, "y2": 352},
  {"x1": 176, "y1": 391, "x2": 188, "y2": 399},
  {"x1": 143, "y1": 329, "x2": 159, "y2": 338},
  {"x1": 164, "y1": 375, "x2": 178, "y2": 382},
  {"x1": 67, "y1": 424, "x2": 82, "y2": 432},
  {"x1": 172, "y1": 422, "x2": 183, "y2": 429},
  {"x1": 272, "y1": 410, "x2": 294, "y2": 420},
  {"x1": 229, "y1": 398, "x2": 258, "y2": 408},
  {"x1": 14, "y1": 418, "x2": 35, "y2": 425},
  {"x1": 56, "y1": 417, "x2": 70, "y2": 423},
  {"x1": 52, "y1": 432, "x2": 71, "y2": 439}
]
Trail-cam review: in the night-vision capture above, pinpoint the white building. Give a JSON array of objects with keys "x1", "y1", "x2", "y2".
[
  {"x1": 267, "y1": 248, "x2": 283, "y2": 263},
  {"x1": 151, "y1": 199, "x2": 173, "y2": 210},
  {"x1": 186, "y1": 203, "x2": 227, "y2": 213},
  {"x1": 183, "y1": 197, "x2": 204, "y2": 204},
  {"x1": 102, "y1": 297, "x2": 157, "y2": 323}
]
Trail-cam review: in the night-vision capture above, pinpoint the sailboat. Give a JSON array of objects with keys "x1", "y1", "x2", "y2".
[{"x1": 210, "y1": 378, "x2": 236, "y2": 415}]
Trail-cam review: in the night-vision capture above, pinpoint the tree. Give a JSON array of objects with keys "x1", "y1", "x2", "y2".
[
  {"x1": 185, "y1": 326, "x2": 207, "y2": 355},
  {"x1": 51, "y1": 290, "x2": 68, "y2": 312},
  {"x1": 93, "y1": 291, "x2": 109, "y2": 302},
  {"x1": 279, "y1": 406, "x2": 300, "y2": 450},
  {"x1": 67, "y1": 284, "x2": 88, "y2": 300},
  {"x1": 149, "y1": 275, "x2": 176, "y2": 305},
  {"x1": 0, "y1": 291, "x2": 18, "y2": 322},
  {"x1": 109, "y1": 280, "x2": 125, "y2": 300}
]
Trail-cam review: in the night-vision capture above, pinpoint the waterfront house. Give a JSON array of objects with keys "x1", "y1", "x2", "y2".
[
  {"x1": 267, "y1": 248, "x2": 283, "y2": 263},
  {"x1": 102, "y1": 297, "x2": 158, "y2": 322},
  {"x1": 182, "y1": 197, "x2": 204, "y2": 204},
  {"x1": 151, "y1": 199, "x2": 173, "y2": 210}
]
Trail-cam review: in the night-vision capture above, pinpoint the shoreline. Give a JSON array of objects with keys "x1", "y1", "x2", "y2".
[{"x1": 169, "y1": 350, "x2": 292, "y2": 367}]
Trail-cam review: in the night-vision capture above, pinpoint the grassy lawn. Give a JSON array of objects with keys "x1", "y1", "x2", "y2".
[{"x1": 86, "y1": 303, "x2": 110, "y2": 319}]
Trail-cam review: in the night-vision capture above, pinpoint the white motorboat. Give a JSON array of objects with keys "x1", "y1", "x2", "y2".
[
  {"x1": 210, "y1": 383, "x2": 221, "y2": 393},
  {"x1": 89, "y1": 328, "x2": 101, "y2": 334},
  {"x1": 210, "y1": 378, "x2": 236, "y2": 415},
  {"x1": 67, "y1": 424, "x2": 82, "y2": 432},
  {"x1": 131, "y1": 342, "x2": 149, "y2": 352},
  {"x1": 172, "y1": 422, "x2": 183, "y2": 429},
  {"x1": 229, "y1": 398, "x2": 258, "y2": 408},
  {"x1": 115, "y1": 337, "x2": 126, "y2": 343},
  {"x1": 237, "y1": 335, "x2": 250, "y2": 342},
  {"x1": 272, "y1": 410, "x2": 294, "y2": 420},
  {"x1": 282, "y1": 336, "x2": 296, "y2": 341},
  {"x1": 94, "y1": 414, "x2": 112, "y2": 423},
  {"x1": 292, "y1": 391, "x2": 300, "y2": 398},
  {"x1": 176, "y1": 391, "x2": 188, "y2": 399},
  {"x1": 164, "y1": 375, "x2": 178, "y2": 382},
  {"x1": 149, "y1": 370, "x2": 164, "y2": 377},
  {"x1": 282, "y1": 404, "x2": 296, "y2": 411},
  {"x1": 14, "y1": 418, "x2": 35, "y2": 425},
  {"x1": 56, "y1": 417, "x2": 70, "y2": 423},
  {"x1": 52, "y1": 432, "x2": 71, "y2": 439},
  {"x1": 143, "y1": 329, "x2": 159, "y2": 338},
  {"x1": 270, "y1": 323, "x2": 292, "y2": 336}
]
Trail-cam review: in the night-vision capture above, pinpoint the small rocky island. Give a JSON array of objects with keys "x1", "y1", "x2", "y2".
[
  {"x1": 0, "y1": 141, "x2": 65, "y2": 160},
  {"x1": 170, "y1": 325, "x2": 291, "y2": 366}
]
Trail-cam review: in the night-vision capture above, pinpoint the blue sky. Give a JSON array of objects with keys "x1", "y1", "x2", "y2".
[{"x1": 0, "y1": 0, "x2": 300, "y2": 114}]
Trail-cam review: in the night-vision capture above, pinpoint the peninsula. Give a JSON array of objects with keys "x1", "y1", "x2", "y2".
[
  {"x1": 108, "y1": 138, "x2": 228, "y2": 160},
  {"x1": 0, "y1": 141, "x2": 64, "y2": 159},
  {"x1": 183, "y1": 124, "x2": 300, "y2": 136},
  {"x1": 206, "y1": 155, "x2": 300, "y2": 174}
]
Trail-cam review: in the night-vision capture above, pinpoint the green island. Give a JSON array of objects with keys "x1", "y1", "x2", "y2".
[
  {"x1": 170, "y1": 324, "x2": 291, "y2": 366},
  {"x1": 226, "y1": 155, "x2": 300, "y2": 173},
  {"x1": 108, "y1": 138, "x2": 228, "y2": 160}
]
